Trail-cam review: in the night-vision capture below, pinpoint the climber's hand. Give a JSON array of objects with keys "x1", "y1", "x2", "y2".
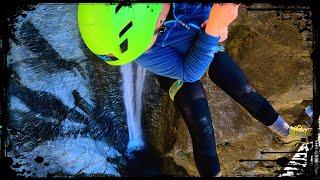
[{"x1": 204, "y1": 3, "x2": 239, "y2": 38}]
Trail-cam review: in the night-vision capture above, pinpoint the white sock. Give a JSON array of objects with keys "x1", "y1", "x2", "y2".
[
  {"x1": 267, "y1": 116, "x2": 290, "y2": 137},
  {"x1": 214, "y1": 171, "x2": 221, "y2": 177}
]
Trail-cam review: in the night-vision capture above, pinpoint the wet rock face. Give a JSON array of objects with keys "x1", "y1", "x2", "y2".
[
  {"x1": 7, "y1": 4, "x2": 179, "y2": 177},
  {"x1": 8, "y1": 4, "x2": 128, "y2": 177},
  {"x1": 142, "y1": 73, "x2": 179, "y2": 156}
]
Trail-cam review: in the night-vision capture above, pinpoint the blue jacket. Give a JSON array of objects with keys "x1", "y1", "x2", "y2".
[{"x1": 135, "y1": 3, "x2": 223, "y2": 82}]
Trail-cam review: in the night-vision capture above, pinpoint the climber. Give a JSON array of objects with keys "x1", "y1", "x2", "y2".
[{"x1": 77, "y1": 3, "x2": 312, "y2": 177}]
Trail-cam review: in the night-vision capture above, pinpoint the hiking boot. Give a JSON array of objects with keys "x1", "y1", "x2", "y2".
[{"x1": 282, "y1": 125, "x2": 312, "y2": 144}]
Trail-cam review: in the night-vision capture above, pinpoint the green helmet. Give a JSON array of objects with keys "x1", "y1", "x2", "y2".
[{"x1": 78, "y1": 3, "x2": 162, "y2": 66}]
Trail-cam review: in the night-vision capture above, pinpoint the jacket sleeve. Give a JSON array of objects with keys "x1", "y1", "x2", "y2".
[
  {"x1": 177, "y1": 30, "x2": 221, "y2": 82},
  {"x1": 135, "y1": 30, "x2": 222, "y2": 82}
]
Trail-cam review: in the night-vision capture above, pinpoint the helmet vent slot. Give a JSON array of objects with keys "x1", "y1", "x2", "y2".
[
  {"x1": 97, "y1": 54, "x2": 118, "y2": 61},
  {"x1": 115, "y1": 3, "x2": 124, "y2": 14},
  {"x1": 119, "y1": 21, "x2": 132, "y2": 38},
  {"x1": 120, "y1": 39, "x2": 128, "y2": 53},
  {"x1": 115, "y1": 1, "x2": 132, "y2": 14},
  {"x1": 107, "y1": 53, "x2": 119, "y2": 60}
]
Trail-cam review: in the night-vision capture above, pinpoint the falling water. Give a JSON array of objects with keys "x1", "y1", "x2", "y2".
[{"x1": 120, "y1": 63, "x2": 146, "y2": 153}]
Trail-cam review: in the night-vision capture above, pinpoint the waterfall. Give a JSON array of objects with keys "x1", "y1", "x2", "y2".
[{"x1": 120, "y1": 63, "x2": 146, "y2": 153}]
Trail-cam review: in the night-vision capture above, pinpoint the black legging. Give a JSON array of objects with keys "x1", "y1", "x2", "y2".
[
  {"x1": 156, "y1": 51, "x2": 279, "y2": 176},
  {"x1": 208, "y1": 52, "x2": 279, "y2": 126}
]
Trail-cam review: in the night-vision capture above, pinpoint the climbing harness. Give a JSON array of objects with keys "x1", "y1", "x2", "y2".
[{"x1": 169, "y1": 79, "x2": 184, "y2": 101}]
